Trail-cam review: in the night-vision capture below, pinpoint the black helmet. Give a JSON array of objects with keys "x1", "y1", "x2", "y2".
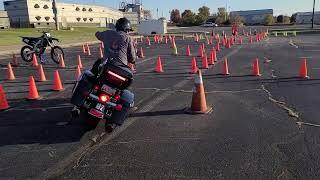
[{"x1": 115, "y1": 18, "x2": 131, "y2": 32}]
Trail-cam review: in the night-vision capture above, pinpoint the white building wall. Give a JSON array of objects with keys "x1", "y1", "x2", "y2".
[
  {"x1": 295, "y1": 12, "x2": 320, "y2": 24},
  {"x1": 4, "y1": 0, "x2": 139, "y2": 28}
]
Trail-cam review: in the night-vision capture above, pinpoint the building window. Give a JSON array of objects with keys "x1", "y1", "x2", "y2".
[
  {"x1": 76, "y1": 17, "x2": 81, "y2": 22},
  {"x1": 89, "y1": 8, "x2": 93, "y2": 12},
  {"x1": 45, "y1": 16, "x2": 50, "y2": 21},
  {"x1": 37, "y1": 23, "x2": 40, "y2": 25},
  {"x1": 76, "y1": 7, "x2": 80, "y2": 11},
  {"x1": 43, "y1": 5, "x2": 49, "y2": 9},
  {"x1": 34, "y1": 4, "x2": 40, "y2": 8},
  {"x1": 35, "y1": 16, "x2": 41, "y2": 21},
  {"x1": 82, "y1": 8, "x2": 86, "y2": 11},
  {"x1": 89, "y1": 18, "x2": 93, "y2": 22},
  {"x1": 83, "y1": 18, "x2": 87, "y2": 22},
  {"x1": 47, "y1": 23, "x2": 49, "y2": 25}
]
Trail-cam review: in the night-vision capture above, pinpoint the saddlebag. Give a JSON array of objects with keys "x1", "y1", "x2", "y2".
[{"x1": 71, "y1": 71, "x2": 95, "y2": 107}]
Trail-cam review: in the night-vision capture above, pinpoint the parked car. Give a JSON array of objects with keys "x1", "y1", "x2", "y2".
[{"x1": 201, "y1": 22, "x2": 218, "y2": 27}]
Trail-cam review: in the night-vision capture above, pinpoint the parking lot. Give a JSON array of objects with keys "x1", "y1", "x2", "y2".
[{"x1": 0, "y1": 27, "x2": 320, "y2": 179}]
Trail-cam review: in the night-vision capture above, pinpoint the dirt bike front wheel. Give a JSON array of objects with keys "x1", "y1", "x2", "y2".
[{"x1": 51, "y1": 46, "x2": 65, "y2": 64}]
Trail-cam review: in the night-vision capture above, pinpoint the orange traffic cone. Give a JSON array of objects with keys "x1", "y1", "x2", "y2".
[
  {"x1": 216, "y1": 41, "x2": 221, "y2": 51},
  {"x1": 299, "y1": 58, "x2": 309, "y2": 79},
  {"x1": 226, "y1": 39, "x2": 231, "y2": 48},
  {"x1": 0, "y1": 85, "x2": 10, "y2": 111},
  {"x1": 199, "y1": 46, "x2": 204, "y2": 57},
  {"x1": 252, "y1": 58, "x2": 261, "y2": 76},
  {"x1": 52, "y1": 70, "x2": 64, "y2": 91},
  {"x1": 86, "y1": 44, "x2": 91, "y2": 56},
  {"x1": 238, "y1": 36, "x2": 243, "y2": 44},
  {"x1": 99, "y1": 46, "x2": 104, "y2": 58},
  {"x1": 11, "y1": 54, "x2": 18, "y2": 66},
  {"x1": 59, "y1": 54, "x2": 66, "y2": 68},
  {"x1": 222, "y1": 38, "x2": 226, "y2": 46},
  {"x1": 222, "y1": 58, "x2": 230, "y2": 75},
  {"x1": 75, "y1": 65, "x2": 81, "y2": 80},
  {"x1": 209, "y1": 49, "x2": 216, "y2": 65},
  {"x1": 147, "y1": 37, "x2": 151, "y2": 46},
  {"x1": 32, "y1": 54, "x2": 39, "y2": 67},
  {"x1": 206, "y1": 37, "x2": 210, "y2": 45},
  {"x1": 186, "y1": 45, "x2": 191, "y2": 56},
  {"x1": 7, "y1": 63, "x2": 15, "y2": 80},
  {"x1": 77, "y1": 55, "x2": 83, "y2": 69},
  {"x1": 139, "y1": 47, "x2": 144, "y2": 58},
  {"x1": 82, "y1": 44, "x2": 87, "y2": 54},
  {"x1": 154, "y1": 56, "x2": 164, "y2": 73},
  {"x1": 128, "y1": 63, "x2": 136, "y2": 72},
  {"x1": 27, "y1": 76, "x2": 40, "y2": 100},
  {"x1": 202, "y1": 43, "x2": 205, "y2": 53},
  {"x1": 185, "y1": 70, "x2": 212, "y2": 114},
  {"x1": 202, "y1": 55, "x2": 209, "y2": 69},
  {"x1": 38, "y1": 64, "x2": 47, "y2": 81},
  {"x1": 191, "y1": 57, "x2": 198, "y2": 74}
]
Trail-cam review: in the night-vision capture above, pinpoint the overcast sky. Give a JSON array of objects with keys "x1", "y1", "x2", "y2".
[{"x1": 0, "y1": 0, "x2": 318, "y2": 17}]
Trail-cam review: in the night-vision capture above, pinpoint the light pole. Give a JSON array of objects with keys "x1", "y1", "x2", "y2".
[
  {"x1": 312, "y1": 0, "x2": 316, "y2": 29},
  {"x1": 52, "y1": 0, "x2": 59, "y2": 30}
]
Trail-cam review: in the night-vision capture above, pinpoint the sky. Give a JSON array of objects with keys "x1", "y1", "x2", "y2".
[{"x1": 0, "y1": 0, "x2": 318, "y2": 18}]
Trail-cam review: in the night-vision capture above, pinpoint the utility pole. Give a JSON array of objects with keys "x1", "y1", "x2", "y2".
[
  {"x1": 312, "y1": 0, "x2": 316, "y2": 29},
  {"x1": 52, "y1": 0, "x2": 59, "y2": 30}
]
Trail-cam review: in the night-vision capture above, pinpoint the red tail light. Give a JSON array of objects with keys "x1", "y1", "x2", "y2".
[
  {"x1": 107, "y1": 71, "x2": 127, "y2": 85},
  {"x1": 114, "y1": 95, "x2": 121, "y2": 101},
  {"x1": 99, "y1": 94, "x2": 109, "y2": 104},
  {"x1": 115, "y1": 104, "x2": 122, "y2": 111}
]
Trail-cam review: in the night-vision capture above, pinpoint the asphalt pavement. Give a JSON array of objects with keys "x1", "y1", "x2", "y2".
[{"x1": 0, "y1": 28, "x2": 320, "y2": 180}]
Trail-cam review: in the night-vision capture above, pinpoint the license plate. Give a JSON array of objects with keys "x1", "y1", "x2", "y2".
[
  {"x1": 95, "y1": 103, "x2": 105, "y2": 112},
  {"x1": 101, "y1": 84, "x2": 116, "y2": 95}
]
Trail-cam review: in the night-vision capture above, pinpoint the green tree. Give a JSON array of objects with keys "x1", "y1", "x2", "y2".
[
  {"x1": 290, "y1": 13, "x2": 297, "y2": 24},
  {"x1": 182, "y1": 10, "x2": 193, "y2": 18},
  {"x1": 283, "y1": 16, "x2": 291, "y2": 24},
  {"x1": 264, "y1": 14, "x2": 274, "y2": 25},
  {"x1": 170, "y1": 9, "x2": 181, "y2": 24},
  {"x1": 277, "y1": 15, "x2": 284, "y2": 23},
  {"x1": 198, "y1": 6, "x2": 210, "y2": 18},
  {"x1": 217, "y1": 7, "x2": 227, "y2": 21},
  {"x1": 195, "y1": 14, "x2": 207, "y2": 25},
  {"x1": 229, "y1": 15, "x2": 243, "y2": 25}
]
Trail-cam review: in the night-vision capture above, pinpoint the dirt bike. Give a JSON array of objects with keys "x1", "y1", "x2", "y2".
[{"x1": 20, "y1": 32, "x2": 64, "y2": 64}]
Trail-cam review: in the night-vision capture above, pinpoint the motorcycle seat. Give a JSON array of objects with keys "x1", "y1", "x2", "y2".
[{"x1": 22, "y1": 37, "x2": 41, "y2": 44}]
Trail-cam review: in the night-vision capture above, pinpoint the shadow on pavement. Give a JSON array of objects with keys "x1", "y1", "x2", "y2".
[
  {"x1": 0, "y1": 98, "x2": 90, "y2": 146},
  {"x1": 129, "y1": 109, "x2": 186, "y2": 117}
]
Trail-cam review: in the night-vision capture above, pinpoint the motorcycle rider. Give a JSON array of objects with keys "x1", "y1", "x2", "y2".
[
  {"x1": 71, "y1": 17, "x2": 136, "y2": 133},
  {"x1": 94, "y1": 17, "x2": 136, "y2": 132}
]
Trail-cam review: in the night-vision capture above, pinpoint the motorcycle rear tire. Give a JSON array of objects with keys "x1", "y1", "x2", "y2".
[
  {"x1": 51, "y1": 46, "x2": 65, "y2": 64},
  {"x1": 84, "y1": 113, "x2": 100, "y2": 130},
  {"x1": 20, "y1": 46, "x2": 34, "y2": 62}
]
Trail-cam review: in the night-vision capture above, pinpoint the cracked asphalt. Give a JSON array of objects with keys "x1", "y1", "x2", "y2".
[{"x1": 0, "y1": 27, "x2": 320, "y2": 180}]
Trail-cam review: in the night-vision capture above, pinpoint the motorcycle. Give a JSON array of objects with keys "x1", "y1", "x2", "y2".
[
  {"x1": 20, "y1": 32, "x2": 64, "y2": 64},
  {"x1": 70, "y1": 59, "x2": 134, "y2": 131}
]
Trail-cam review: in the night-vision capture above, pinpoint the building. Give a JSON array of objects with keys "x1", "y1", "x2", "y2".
[
  {"x1": 294, "y1": 11, "x2": 320, "y2": 24},
  {"x1": 230, "y1": 9, "x2": 273, "y2": 25},
  {"x1": 0, "y1": 10, "x2": 10, "y2": 28},
  {"x1": 3, "y1": 0, "x2": 146, "y2": 28}
]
